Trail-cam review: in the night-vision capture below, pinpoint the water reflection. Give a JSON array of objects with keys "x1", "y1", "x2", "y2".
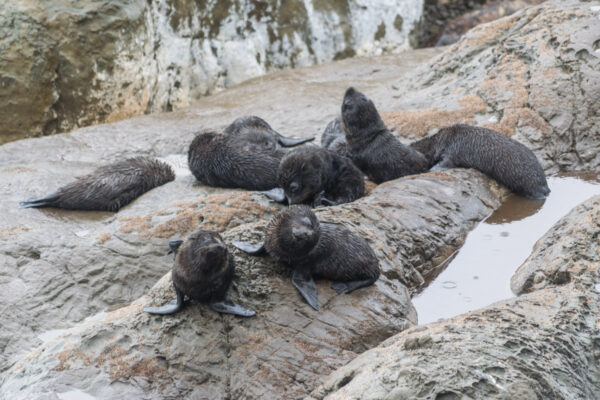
[{"x1": 413, "y1": 174, "x2": 600, "y2": 324}]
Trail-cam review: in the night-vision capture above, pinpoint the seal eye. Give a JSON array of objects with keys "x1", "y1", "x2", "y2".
[{"x1": 289, "y1": 182, "x2": 300, "y2": 193}]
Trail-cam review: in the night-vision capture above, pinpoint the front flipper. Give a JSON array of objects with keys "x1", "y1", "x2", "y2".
[
  {"x1": 232, "y1": 241, "x2": 267, "y2": 256},
  {"x1": 292, "y1": 269, "x2": 319, "y2": 310},
  {"x1": 144, "y1": 287, "x2": 184, "y2": 315},
  {"x1": 275, "y1": 133, "x2": 315, "y2": 147},
  {"x1": 20, "y1": 192, "x2": 60, "y2": 209},
  {"x1": 261, "y1": 188, "x2": 287, "y2": 204},
  {"x1": 312, "y1": 191, "x2": 338, "y2": 208},
  {"x1": 210, "y1": 299, "x2": 256, "y2": 317},
  {"x1": 331, "y1": 278, "x2": 377, "y2": 294}
]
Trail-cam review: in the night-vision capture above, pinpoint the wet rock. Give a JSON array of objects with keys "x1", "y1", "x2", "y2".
[
  {"x1": 511, "y1": 195, "x2": 600, "y2": 295},
  {"x1": 435, "y1": 0, "x2": 546, "y2": 46},
  {"x1": 310, "y1": 194, "x2": 600, "y2": 400},
  {"x1": 0, "y1": 48, "x2": 437, "y2": 374},
  {"x1": 412, "y1": 0, "x2": 544, "y2": 47},
  {"x1": 0, "y1": 168, "x2": 504, "y2": 399},
  {"x1": 385, "y1": 0, "x2": 600, "y2": 173},
  {"x1": 0, "y1": 0, "x2": 425, "y2": 144}
]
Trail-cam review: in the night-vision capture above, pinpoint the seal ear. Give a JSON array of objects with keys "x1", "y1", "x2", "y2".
[
  {"x1": 274, "y1": 131, "x2": 315, "y2": 147},
  {"x1": 168, "y1": 239, "x2": 184, "y2": 254}
]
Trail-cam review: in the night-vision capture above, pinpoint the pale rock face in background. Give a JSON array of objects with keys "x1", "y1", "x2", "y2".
[{"x1": 0, "y1": 0, "x2": 423, "y2": 143}]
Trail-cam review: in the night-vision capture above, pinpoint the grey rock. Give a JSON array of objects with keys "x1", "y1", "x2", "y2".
[
  {"x1": 0, "y1": 0, "x2": 426, "y2": 143},
  {"x1": 511, "y1": 195, "x2": 600, "y2": 295},
  {"x1": 0, "y1": 168, "x2": 504, "y2": 399},
  {"x1": 384, "y1": 0, "x2": 600, "y2": 174},
  {"x1": 310, "y1": 195, "x2": 600, "y2": 400}
]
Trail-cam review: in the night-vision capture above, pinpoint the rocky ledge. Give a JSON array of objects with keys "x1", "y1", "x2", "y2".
[
  {"x1": 310, "y1": 195, "x2": 600, "y2": 400},
  {"x1": 0, "y1": 169, "x2": 504, "y2": 399},
  {"x1": 1, "y1": 0, "x2": 599, "y2": 398}
]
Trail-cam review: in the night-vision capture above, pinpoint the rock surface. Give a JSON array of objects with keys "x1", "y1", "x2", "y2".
[
  {"x1": 0, "y1": 0, "x2": 424, "y2": 143},
  {"x1": 310, "y1": 194, "x2": 600, "y2": 400},
  {"x1": 0, "y1": 49, "x2": 447, "y2": 373},
  {"x1": 412, "y1": 0, "x2": 544, "y2": 47},
  {"x1": 384, "y1": 0, "x2": 600, "y2": 174},
  {"x1": 1, "y1": 0, "x2": 599, "y2": 398},
  {"x1": 511, "y1": 195, "x2": 600, "y2": 295},
  {"x1": 0, "y1": 169, "x2": 504, "y2": 399}
]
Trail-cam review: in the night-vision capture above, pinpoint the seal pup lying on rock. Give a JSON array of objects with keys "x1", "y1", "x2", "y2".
[
  {"x1": 341, "y1": 87, "x2": 429, "y2": 183},
  {"x1": 410, "y1": 124, "x2": 550, "y2": 199},
  {"x1": 321, "y1": 115, "x2": 350, "y2": 158},
  {"x1": 263, "y1": 146, "x2": 365, "y2": 207},
  {"x1": 233, "y1": 206, "x2": 380, "y2": 310},
  {"x1": 188, "y1": 116, "x2": 314, "y2": 190},
  {"x1": 144, "y1": 230, "x2": 256, "y2": 317},
  {"x1": 20, "y1": 156, "x2": 175, "y2": 212}
]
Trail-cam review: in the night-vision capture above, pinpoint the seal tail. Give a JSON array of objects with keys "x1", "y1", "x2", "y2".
[
  {"x1": 20, "y1": 192, "x2": 60, "y2": 208},
  {"x1": 274, "y1": 131, "x2": 315, "y2": 147}
]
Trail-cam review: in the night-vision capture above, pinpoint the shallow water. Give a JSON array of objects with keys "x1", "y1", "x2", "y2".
[{"x1": 413, "y1": 173, "x2": 600, "y2": 324}]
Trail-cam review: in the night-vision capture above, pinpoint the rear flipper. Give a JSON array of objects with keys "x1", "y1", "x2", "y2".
[
  {"x1": 331, "y1": 278, "x2": 377, "y2": 294},
  {"x1": 429, "y1": 157, "x2": 454, "y2": 172},
  {"x1": 275, "y1": 133, "x2": 315, "y2": 147},
  {"x1": 232, "y1": 241, "x2": 267, "y2": 256},
  {"x1": 210, "y1": 299, "x2": 256, "y2": 317},
  {"x1": 261, "y1": 188, "x2": 287, "y2": 204},
  {"x1": 144, "y1": 287, "x2": 184, "y2": 315},
  {"x1": 292, "y1": 269, "x2": 319, "y2": 310},
  {"x1": 20, "y1": 192, "x2": 60, "y2": 209}
]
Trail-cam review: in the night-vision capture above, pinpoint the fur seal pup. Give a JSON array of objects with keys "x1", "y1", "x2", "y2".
[
  {"x1": 188, "y1": 116, "x2": 314, "y2": 190},
  {"x1": 264, "y1": 146, "x2": 365, "y2": 207},
  {"x1": 341, "y1": 87, "x2": 429, "y2": 183},
  {"x1": 233, "y1": 206, "x2": 380, "y2": 310},
  {"x1": 144, "y1": 230, "x2": 256, "y2": 317},
  {"x1": 20, "y1": 156, "x2": 175, "y2": 212},
  {"x1": 225, "y1": 115, "x2": 314, "y2": 147},
  {"x1": 410, "y1": 124, "x2": 550, "y2": 199},
  {"x1": 321, "y1": 115, "x2": 350, "y2": 158}
]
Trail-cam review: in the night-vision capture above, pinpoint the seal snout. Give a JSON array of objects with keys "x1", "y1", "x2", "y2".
[{"x1": 292, "y1": 225, "x2": 314, "y2": 241}]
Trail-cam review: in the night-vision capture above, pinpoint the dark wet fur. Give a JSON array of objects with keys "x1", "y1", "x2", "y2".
[
  {"x1": 20, "y1": 157, "x2": 175, "y2": 212},
  {"x1": 410, "y1": 124, "x2": 550, "y2": 199},
  {"x1": 225, "y1": 115, "x2": 314, "y2": 147},
  {"x1": 321, "y1": 115, "x2": 350, "y2": 158},
  {"x1": 277, "y1": 146, "x2": 365, "y2": 207},
  {"x1": 188, "y1": 116, "x2": 313, "y2": 190},
  {"x1": 146, "y1": 231, "x2": 255, "y2": 316},
  {"x1": 341, "y1": 87, "x2": 429, "y2": 183},
  {"x1": 188, "y1": 130, "x2": 285, "y2": 190},
  {"x1": 265, "y1": 206, "x2": 380, "y2": 283},
  {"x1": 172, "y1": 231, "x2": 234, "y2": 304}
]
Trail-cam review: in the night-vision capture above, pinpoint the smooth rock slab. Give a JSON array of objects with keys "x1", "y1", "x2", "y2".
[
  {"x1": 0, "y1": 169, "x2": 504, "y2": 399},
  {"x1": 384, "y1": 0, "x2": 600, "y2": 174},
  {"x1": 310, "y1": 195, "x2": 600, "y2": 400},
  {"x1": 0, "y1": 48, "x2": 441, "y2": 373},
  {"x1": 511, "y1": 195, "x2": 600, "y2": 295}
]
